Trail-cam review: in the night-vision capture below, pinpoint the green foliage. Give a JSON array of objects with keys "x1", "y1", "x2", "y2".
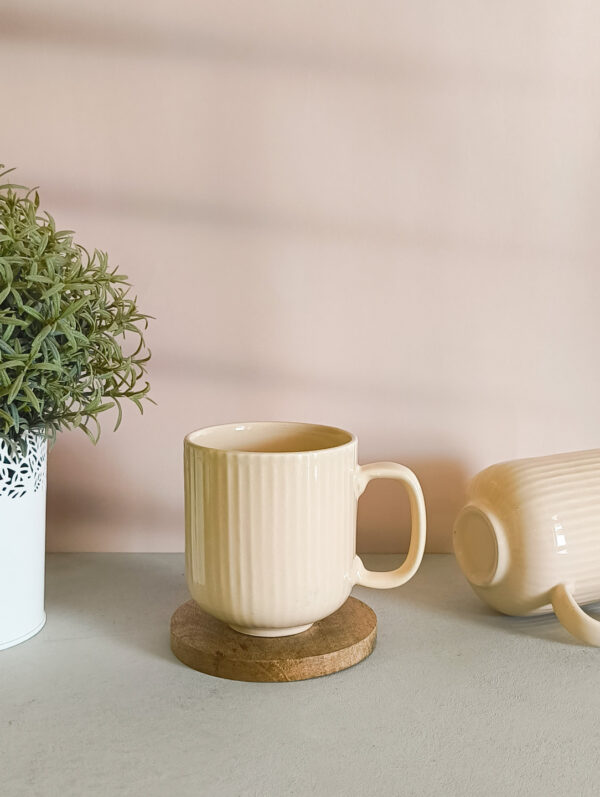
[{"x1": 0, "y1": 165, "x2": 152, "y2": 450}]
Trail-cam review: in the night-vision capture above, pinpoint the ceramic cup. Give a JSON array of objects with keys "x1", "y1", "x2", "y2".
[
  {"x1": 184, "y1": 422, "x2": 426, "y2": 636},
  {"x1": 453, "y1": 449, "x2": 600, "y2": 646}
]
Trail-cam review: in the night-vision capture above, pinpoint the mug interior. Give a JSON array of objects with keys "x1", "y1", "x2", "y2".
[{"x1": 186, "y1": 422, "x2": 354, "y2": 453}]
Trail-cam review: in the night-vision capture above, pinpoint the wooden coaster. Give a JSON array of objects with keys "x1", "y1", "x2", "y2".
[{"x1": 170, "y1": 597, "x2": 377, "y2": 682}]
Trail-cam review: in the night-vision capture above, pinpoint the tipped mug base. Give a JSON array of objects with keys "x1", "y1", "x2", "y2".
[{"x1": 228, "y1": 622, "x2": 313, "y2": 637}]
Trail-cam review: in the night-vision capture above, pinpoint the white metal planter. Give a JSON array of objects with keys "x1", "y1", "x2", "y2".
[{"x1": 0, "y1": 433, "x2": 47, "y2": 650}]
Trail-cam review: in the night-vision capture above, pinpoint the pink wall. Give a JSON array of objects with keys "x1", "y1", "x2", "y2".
[{"x1": 3, "y1": 1, "x2": 600, "y2": 551}]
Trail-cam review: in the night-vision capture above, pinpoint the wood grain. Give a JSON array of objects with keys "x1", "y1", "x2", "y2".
[{"x1": 170, "y1": 597, "x2": 377, "y2": 682}]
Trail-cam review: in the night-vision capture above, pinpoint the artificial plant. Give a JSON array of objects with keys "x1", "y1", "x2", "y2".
[{"x1": 0, "y1": 165, "x2": 152, "y2": 451}]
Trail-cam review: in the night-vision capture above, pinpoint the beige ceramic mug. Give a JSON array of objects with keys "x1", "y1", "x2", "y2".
[
  {"x1": 453, "y1": 449, "x2": 600, "y2": 646},
  {"x1": 184, "y1": 422, "x2": 426, "y2": 636}
]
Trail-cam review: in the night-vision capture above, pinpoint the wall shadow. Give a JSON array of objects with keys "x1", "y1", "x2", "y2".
[{"x1": 45, "y1": 430, "x2": 182, "y2": 552}]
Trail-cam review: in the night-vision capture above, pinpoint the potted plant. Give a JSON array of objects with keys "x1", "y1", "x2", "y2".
[{"x1": 0, "y1": 166, "x2": 152, "y2": 649}]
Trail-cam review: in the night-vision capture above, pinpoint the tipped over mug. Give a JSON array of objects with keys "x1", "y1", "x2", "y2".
[
  {"x1": 184, "y1": 422, "x2": 426, "y2": 637},
  {"x1": 453, "y1": 448, "x2": 600, "y2": 646}
]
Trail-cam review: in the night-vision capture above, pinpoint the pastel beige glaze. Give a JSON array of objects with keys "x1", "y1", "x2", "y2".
[
  {"x1": 184, "y1": 422, "x2": 426, "y2": 636},
  {"x1": 453, "y1": 449, "x2": 600, "y2": 646}
]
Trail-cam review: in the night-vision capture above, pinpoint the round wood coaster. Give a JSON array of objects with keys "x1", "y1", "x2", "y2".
[{"x1": 170, "y1": 597, "x2": 377, "y2": 682}]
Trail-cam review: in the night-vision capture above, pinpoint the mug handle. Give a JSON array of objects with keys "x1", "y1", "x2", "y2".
[
  {"x1": 551, "y1": 583, "x2": 600, "y2": 646},
  {"x1": 353, "y1": 462, "x2": 426, "y2": 588}
]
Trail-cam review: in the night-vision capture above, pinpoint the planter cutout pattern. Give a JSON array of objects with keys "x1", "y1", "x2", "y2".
[{"x1": 0, "y1": 433, "x2": 47, "y2": 499}]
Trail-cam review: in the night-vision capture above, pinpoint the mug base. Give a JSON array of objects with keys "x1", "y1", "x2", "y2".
[{"x1": 228, "y1": 622, "x2": 313, "y2": 637}]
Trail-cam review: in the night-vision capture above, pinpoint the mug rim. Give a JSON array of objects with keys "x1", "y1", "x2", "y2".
[{"x1": 184, "y1": 421, "x2": 357, "y2": 455}]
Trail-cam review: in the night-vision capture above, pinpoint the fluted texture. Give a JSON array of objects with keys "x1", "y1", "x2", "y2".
[
  {"x1": 467, "y1": 449, "x2": 600, "y2": 614},
  {"x1": 185, "y1": 442, "x2": 357, "y2": 631}
]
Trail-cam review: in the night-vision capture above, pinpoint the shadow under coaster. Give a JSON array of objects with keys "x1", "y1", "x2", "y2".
[{"x1": 170, "y1": 597, "x2": 377, "y2": 682}]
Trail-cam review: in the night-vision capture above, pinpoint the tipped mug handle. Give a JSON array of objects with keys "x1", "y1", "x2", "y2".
[
  {"x1": 551, "y1": 583, "x2": 600, "y2": 646},
  {"x1": 353, "y1": 462, "x2": 426, "y2": 588}
]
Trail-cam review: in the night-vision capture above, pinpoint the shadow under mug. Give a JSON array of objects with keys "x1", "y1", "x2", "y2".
[{"x1": 184, "y1": 422, "x2": 426, "y2": 636}]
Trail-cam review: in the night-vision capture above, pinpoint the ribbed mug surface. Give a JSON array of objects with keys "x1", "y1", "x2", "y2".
[
  {"x1": 454, "y1": 449, "x2": 600, "y2": 645},
  {"x1": 184, "y1": 422, "x2": 427, "y2": 637}
]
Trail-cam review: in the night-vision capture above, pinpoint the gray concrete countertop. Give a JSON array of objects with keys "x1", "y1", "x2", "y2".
[{"x1": 2, "y1": 554, "x2": 600, "y2": 797}]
